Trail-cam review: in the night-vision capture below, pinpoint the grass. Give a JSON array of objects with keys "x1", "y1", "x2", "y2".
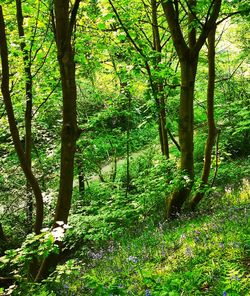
[
  {"x1": 1, "y1": 153, "x2": 249, "y2": 296},
  {"x1": 41, "y1": 180, "x2": 250, "y2": 296}
]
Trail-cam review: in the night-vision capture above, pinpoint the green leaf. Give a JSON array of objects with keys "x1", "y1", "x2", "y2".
[
  {"x1": 117, "y1": 34, "x2": 126, "y2": 41},
  {"x1": 98, "y1": 23, "x2": 106, "y2": 30}
]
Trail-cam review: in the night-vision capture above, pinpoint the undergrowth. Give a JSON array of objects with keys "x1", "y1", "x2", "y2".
[
  {"x1": 2, "y1": 178, "x2": 249, "y2": 296},
  {"x1": 44, "y1": 180, "x2": 249, "y2": 296},
  {"x1": 1, "y1": 153, "x2": 249, "y2": 296}
]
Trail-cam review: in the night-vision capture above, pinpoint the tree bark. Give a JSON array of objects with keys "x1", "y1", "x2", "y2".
[
  {"x1": 77, "y1": 161, "x2": 85, "y2": 197},
  {"x1": 190, "y1": 27, "x2": 217, "y2": 210},
  {"x1": 76, "y1": 146, "x2": 85, "y2": 197},
  {"x1": 35, "y1": 0, "x2": 79, "y2": 281},
  {"x1": 0, "y1": 5, "x2": 43, "y2": 234},
  {"x1": 162, "y1": 0, "x2": 221, "y2": 218},
  {"x1": 53, "y1": 0, "x2": 78, "y2": 226},
  {"x1": 157, "y1": 85, "x2": 169, "y2": 159},
  {"x1": 16, "y1": 0, "x2": 33, "y2": 232},
  {"x1": 125, "y1": 83, "x2": 131, "y2": 196},
  {"x1": 0, "y1": 223, "x2": 7, "y2": 241},
  {"x1": 167, "y1": 56, "x2": 198, "y2": 218},
  {"x1": 151, "y1": 0, "x2": 169, "y2": 159}
]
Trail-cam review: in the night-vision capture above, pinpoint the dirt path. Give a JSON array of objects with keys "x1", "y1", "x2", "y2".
[{"x1": 90, "y1": 144, "x2": 161, "y2": 181}]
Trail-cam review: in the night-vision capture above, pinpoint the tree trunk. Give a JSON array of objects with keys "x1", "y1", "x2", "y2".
[
  {"x1": 76, "y1": 147, "x2": 85, "y2": 197},
  {"x1": 0, "y1": 6, "x2": 43, "y2": 234},
  {"x1": 35, "y1": 0, "x2": 79, "y2": 281},
  {"x1": 151, "y1": 0, "x2": 169, "y2": 159},
  {"x1": 167, "y1": 56, "x2": 198, "y2": 218},
  {"x1": 16, "y1": 0, "x2": 33, "y2": 232},
  {"x1": 157, "y1": 86, "x2": 169, "y2": 159},
  {"x1": 162, "y1": 0, "x2": 221, "y2": 218},
  {"x1": 125, "y1": 84, "x2": 131, "y2": 196},
  {"x1": 53, "y1": 0, "x2": 78, "y2": 226},
  {"x1": 190, "y1": 28, "x2": 217, "y2": 210},
  {"x1": 0, "y1": 223, "x2": 7, "y2": 241}
]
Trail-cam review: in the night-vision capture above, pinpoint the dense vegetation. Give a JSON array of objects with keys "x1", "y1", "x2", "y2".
[{"x1": 0, "y1": 0, "x2": 249, "y2": 295}]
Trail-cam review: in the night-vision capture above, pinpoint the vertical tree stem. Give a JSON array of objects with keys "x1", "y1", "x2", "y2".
[{"x1": 0, "y1": 5, "x2": 44, "y2": 234}]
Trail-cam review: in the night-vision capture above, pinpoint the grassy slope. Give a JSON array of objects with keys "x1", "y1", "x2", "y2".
[{"x1": 47, "y1": 180, "x2": 250, "y2": 296}]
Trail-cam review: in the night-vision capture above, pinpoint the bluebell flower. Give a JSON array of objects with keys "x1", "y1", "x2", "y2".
[
  {"x1": 223, "y1": 291, "x2": 227, "y2": 296},
  {"x1": 128, "y1": 256, "x2": 138, "y2": 263},
  {"x1": 145, "y1": 289, "x2": 151, "y2": 296},
  {"x1": 219, "y1": 242, "x2": 225, "y2": 248},
  {"x1": 185, "y1": 247, "x2": 192, "y2": 257},
  {"x1": 194, "y1": 236, "x2": 199, "y2": 242},
  {"x1": 87, "y1": 250, "x2": 103, "y2": 259}
]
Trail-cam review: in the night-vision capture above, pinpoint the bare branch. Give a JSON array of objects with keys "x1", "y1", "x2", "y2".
[
  {"x1": 216, "y1": 9, "x2": 250, "y2": 26},
  {"x1": 69, "y1": 0, "x2": 81, "y2": 38}
]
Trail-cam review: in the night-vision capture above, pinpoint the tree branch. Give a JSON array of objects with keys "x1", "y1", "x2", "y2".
[
  {"x1": 161, "y1": 0, "x2": 189, "y2": 59},
  {"x1": 216, "y1": 9, "x2": 250, "y2": 26},
  {"x1": 192, "y1": 0, "x2": 221, "y2": 56},
  {"x1": 108, "y1": 0, "x2": 147, "y2": 59},
  {"x1": 69, "y1": 0, "x2": 81, "y2": 38}
]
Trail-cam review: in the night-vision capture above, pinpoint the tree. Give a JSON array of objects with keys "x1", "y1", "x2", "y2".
[
  {"x1": 15, "y1": 0, "x2": 35, "y2": 232},
  {"x1": 190, "y1": 27, "x2": 217, "y2": 209},
  {"x1": 0, "y1": 5, "x2": 44, "y2": 235},
  {"x1": 108, "y1": 0, "x2": 175, "y2": 159},
  {"x1": 161, "y1": 0, "x2": 222, "y2": 218},
  {"x1": 35, "y1": 0, "x2": 80, "y2": 281},
  {"x1": 1, "y1": 0, "x2": 80, "y2": 279}
]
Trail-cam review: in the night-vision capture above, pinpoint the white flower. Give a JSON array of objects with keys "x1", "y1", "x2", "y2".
[{"x1": 51, "y1": 226, "x2": 65, "y2": 241}]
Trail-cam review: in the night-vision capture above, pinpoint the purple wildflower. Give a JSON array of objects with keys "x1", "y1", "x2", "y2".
[
  {"x1": 128, "y1": 256, "x2": 138, "y2": 263},
  {"x1": 185, "y1": 247, "x2": 192, "y2": 257},
  {"x1": 87, "y1": 250, "x2": 103, "y2": 259},
  {"x1": 219, "y1": 242, "x2": 225, "y2": 248}
]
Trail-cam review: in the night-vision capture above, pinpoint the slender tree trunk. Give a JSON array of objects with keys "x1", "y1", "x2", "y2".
[
  {"x1": 109, "y1": 140, "x2": 117, "y2": 182},
  {"x1": 16, "y1": 0, "x2": 33, "y2": 232},
  {"x1": 53, "y1": 0, "x2": 78, "y2": 226},
  {"x1": 0, "y1": 223, "x2": 7, "y2": 241},
  {"x1": 126, "y1": 85, "x2": 131, "y2": 196},
  {"x1": 167, "y1": 128, "x2": 181, "y2": 151},
  {"x1": 162, "y1": 0, "x2": 221, "y2": 218},
  {"x1": 167, "y1": 56, "x2": 198, "y2": 218},
  {"x1": 76, "y1": 147, "x2": 85, "y2": 197},
  {"x1": 190, "y1": 28, "x2": 217, "y2": 210},
  {"x1": 151, "y1": 0, "x2": 169, "y2": 159},
  {"x1": 0, "y1": 6, "x2": 43, "y2": 234},
  {"x1": 156, "y1": 83, "x2": 169, "y2": 159},
  {"x1": 120, "y1": 80, "x2": 132, "y2": 195},
  {"x1": 78, "y1": 165, "x2": 85, "y2": 197},
  {"x1": 35, "y1": 0, "x2": 79, "y2": 281}
]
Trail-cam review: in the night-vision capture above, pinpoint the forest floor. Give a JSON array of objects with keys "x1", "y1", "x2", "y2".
[{"x1": 48, "y1": 178, "x2": 250, "y2": 296}]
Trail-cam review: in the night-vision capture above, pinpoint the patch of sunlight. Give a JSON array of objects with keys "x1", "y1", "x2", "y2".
[{"x1": 239, "y1": 178, "x2": 250, "y2": 201}]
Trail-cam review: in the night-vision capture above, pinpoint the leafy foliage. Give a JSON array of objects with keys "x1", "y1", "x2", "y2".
[{"x1": 0, "y1": 0, "x2": 249, "y2": 294}]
